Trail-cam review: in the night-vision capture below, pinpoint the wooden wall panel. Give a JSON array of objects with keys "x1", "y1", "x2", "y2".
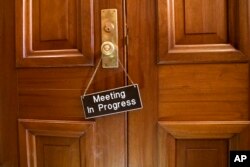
[
  {"x1": 159, "y1": 63, "x2": 249, "y2": 121},
  {"x1": 19, "y1": 119, "x2": 95, "y2": 167},
  {"x1": 16, "y1": 0, "x2": 94, "y2": 67},
  {"x1": 157, "y1": 0, "x2": 250, "y2": 64}
]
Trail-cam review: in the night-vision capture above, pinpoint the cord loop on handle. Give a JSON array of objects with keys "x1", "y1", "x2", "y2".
[{"x1": 83, "y1": 59, "x2": 135, "y2": 96}]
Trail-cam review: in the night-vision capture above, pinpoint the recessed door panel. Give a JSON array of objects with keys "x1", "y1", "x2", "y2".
[
  {"x1": 176, "y1": 0, "x2": 227, "y2": 44},
  {"x1": 16, "y1": 0, "x2": 94, "y2": 67},
  {"x1": 176, "y1": 140, "x2": 228, "y2": 167},
  {"x1": 157, "y1": 0, "x2": 250, "y2": 64},
  {"x1": 18, "y1": 120, "x2": 95, "y2": 167}
]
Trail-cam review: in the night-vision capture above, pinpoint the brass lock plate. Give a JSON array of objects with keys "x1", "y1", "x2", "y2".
[{"x1": 101, "y1": 9, "x2": 118, "y2": 68}]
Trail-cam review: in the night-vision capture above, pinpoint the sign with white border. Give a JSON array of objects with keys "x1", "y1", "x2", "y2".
[{"x1": 81, "y1": 84, "x2": 143, "y2": 119}]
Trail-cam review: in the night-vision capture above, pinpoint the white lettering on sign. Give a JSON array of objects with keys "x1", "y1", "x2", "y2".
[
  {"x1": 93, "y1": 91, "x2": 126, "y2": 103},
  {"x1": 87, "y1": 107, "x2": 94, "y2": 114},
  {"x1": 82, "y1": 84, "x2": 143, "y2": 119},
  {"x1": 97, "y1": 99, "x2": 137, "y2": 112},
  {"x1": 234, "y1": 155, "x2": 247, "y2": 162}
]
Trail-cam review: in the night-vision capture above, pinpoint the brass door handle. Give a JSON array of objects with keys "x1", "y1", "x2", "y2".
[{"x1": 101, "y1": 41, "x2": 115, "y2": 57}]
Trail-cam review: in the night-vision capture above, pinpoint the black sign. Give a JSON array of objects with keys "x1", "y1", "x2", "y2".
[
  {"x1": 81, "y1": 84, "x2": 143, "y2": 119},
  {"x1": 230, "y1": 151, "x2": 250, "y2": 167}
]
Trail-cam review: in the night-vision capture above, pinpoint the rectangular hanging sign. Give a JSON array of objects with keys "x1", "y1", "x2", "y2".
[{"x1": 81, "y1": 84, "x2": 143, "y2": 119}]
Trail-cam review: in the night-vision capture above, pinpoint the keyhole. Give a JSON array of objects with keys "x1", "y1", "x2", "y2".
[{"x1": 104, "y1": 22, "x2": 114, "y2": 33}]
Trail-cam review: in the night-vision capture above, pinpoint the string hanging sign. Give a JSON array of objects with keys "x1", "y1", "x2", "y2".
[{"x1": 81, "y1": 59, "x2": 143, "y2": 119}]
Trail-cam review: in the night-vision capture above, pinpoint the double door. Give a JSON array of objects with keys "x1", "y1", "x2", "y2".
[{"x1": 1, "y1": 0, "x2": 250, "y2": 166}]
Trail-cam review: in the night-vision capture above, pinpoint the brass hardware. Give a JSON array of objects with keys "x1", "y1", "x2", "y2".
[
  {"x1": 101, "y1": 9, "x2": 118, "y2": 68},
  {"x1": 104, "y1": 22, "x2": 115, "y2": 33},
  {"x1": 101, "y1": 41, "x2": 115, "y2": 56}
]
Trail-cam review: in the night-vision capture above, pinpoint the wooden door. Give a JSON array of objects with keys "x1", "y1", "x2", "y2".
[
  {"x1": 1, "y1": 0, "x2": 250, "y2": 167},
  {"x1": 16, "y1": 0, "x2": 127, "y2": 166},
  {"x1": 127, "y1": 0, "x2": 250, "y2": 167},
  {"x1": 1, "y1": 0, "x2": 127, "y2": 166}
]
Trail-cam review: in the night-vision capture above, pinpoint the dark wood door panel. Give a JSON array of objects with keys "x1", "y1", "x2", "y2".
[
  {"x1": 17, "y1": 68, "x2": 127, "y2": 120},
  {"x1": 37, "y1": 137, "x2": 81, "y2": 167},
  {"x1": 17, "y1": 67, "x2": 93, "y2": 120},
  {"x1": 16, "y1": 0, "x2": 95, "y2": 67},
  {"x1": 183, "y1": 0, "x2": 226, "y2": 39},
  {"x1": 158, "y1": 121, "x2": 250, "y2": 167},
  {"x1": 176, "y1": 0, "x2": 228, "y2": 44},
  {"x1": 157, "y1": 0, "x2": 250, "y2": 64},
  {"x1": 19, "y1": 119, "x2": 95, "y2": 167},
  {"x1": 18, "y1": 68, "x2": 92, "y2": 90},
  {"x1": 158, "y1": 63, "x2": 249, "y2": 121},
  {"x1": 176, "y1": 139, "x2": 228, "y2": 167}
]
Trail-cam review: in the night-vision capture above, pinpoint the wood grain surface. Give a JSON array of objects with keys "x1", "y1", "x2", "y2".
[{"x1": 0, "y1": 0, "x2": 18, "y2": 166}]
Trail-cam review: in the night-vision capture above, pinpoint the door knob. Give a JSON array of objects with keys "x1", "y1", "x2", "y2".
[{"x1": 101, "y1": 41, "x2": 115, "y2": 57}]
